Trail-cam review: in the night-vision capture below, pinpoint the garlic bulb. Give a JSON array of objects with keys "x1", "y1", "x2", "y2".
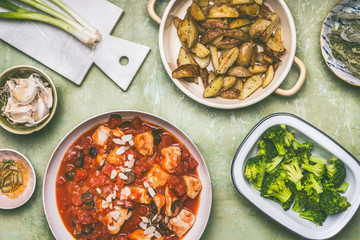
[{"x1": 1, "y1": 73, "x2": 54, "y2": 127}]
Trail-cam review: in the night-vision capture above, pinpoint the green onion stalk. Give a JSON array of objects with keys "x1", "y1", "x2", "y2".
[{"x1": 0, "y1": 0, "x2": 101, "y2": 48}]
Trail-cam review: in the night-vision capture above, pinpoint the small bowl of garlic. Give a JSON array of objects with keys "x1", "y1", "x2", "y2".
[{"x1": 0, "y1": 65, "x2": 58, "y2": 135}]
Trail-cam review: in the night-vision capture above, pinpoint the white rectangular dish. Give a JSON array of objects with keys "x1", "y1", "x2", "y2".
[{"x1": 231, "y1": 113, "x2": 360, "y2": 239}]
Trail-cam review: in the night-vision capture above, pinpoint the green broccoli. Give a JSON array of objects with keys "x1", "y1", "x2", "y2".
[
  {"x1": 324, "y1": 157, "x2": 346, "y2": 188},
  {"x1": 309, "y1": 155, "x2": 328, "y2": 165},
  {"x1": 257, "y1": 139, "x2": 278, "y2": 159},
  {"x1": 282, "y1": 126, "x2": 295, "y2": 148},
  {"x1": 319, "y1": 188, "x2": 351, "y2": 215},
  {"x1": 303, "y1": 173, "x2": 323, "y2": 195},
  {"x1": 299, "y1": 209, "x2": 327, "y2": 226},
  {"x1": 265, "y1": 155, "x2": 284, "y2": 173},
  {"x1": 305, "y1": 193, "x2": 322, "y2": 212},
  {"x1": 261, "y1": 170, "x2": 293, "y2": 204},
  {"x1": 263, "y1": 125, "x2": 286, "y2": 156},
  {"x1": 336, "y1": 181, "x2": 349, "y2": 193},
  {"x1": 296, "y1": 141, "x2": 313, "y2": 165},
  {"x1": 245, "y1": 155, "x2": 266, "y2": 190},
  {"x1": 302, "y1": 163, "x2": 325, "y2": 178},
  {"x1": 292, "y1": 190, "x2": 308, "y2": 212},
  {"x1": 282, "y1": 160, "x2": 303, "y2": 191}
]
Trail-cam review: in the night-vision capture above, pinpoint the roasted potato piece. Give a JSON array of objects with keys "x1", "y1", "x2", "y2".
[
  {"x1": 191, "y1": 43, "x2": 210, "y2": 58},
  {"x1": 201, "y1": 28, "x2": 224, "y2": 44},
  {"x1": 183, "y1": 77, "x2": 198, "y2": 83},
  {"x1": 215, "y1": 38, "x2": 241, "y2": 49},
  {"x1": 227, "y1": 66, "x2": 252, "y2": 77},
  {"x1": 192, "y1": 54, "x2": 210, "y2": 69},
  {"x1": 217, "y1": 47, "x2": 239, "y2": 74},
  {"x1": 239, "y1": 74, "x2": 263, "y2": 100},
  {"x1": 219, "y1": 49, "x2": 231, "y2": 63},
  {"x1": 229, "y1": 19, "x2": 252, "y2": 29},
  {"x1": 220, "y1": 88, "x2": 240, "y2": 99},
  {"x1": 249, "y1": 19, "x2": 271, "y2": 39},
  {"x1": 274, "y1": 28, "x2": 282, "y2": 42},
  {"x1": 248, "y1": 65, "x2": 268, "y2": 74},
  {"x1": 233, "y1": 78, "x2": 244, "y2": 91},
  {"x1": 177, "y1": 47, "x2": 196, "y2": 66},
  {"x1": 209, "y1": 46, "x2": 220, "y2": 70},
  {"x1": 221, "y1": 76, "x2": 237, "y2": 92},
  {"x1": 190, "y1": 2, "x2": 206, "y2": 21},
  {"x1": 212, "y1": 35, "x2": 224, "y2": 45},
  {"x1": 249, "y1": 44, "x2": 258, "y2": 68},
  {"x1": 230, "y1": 0, "x2": 254, "y2": 5},
  {"x1": 196, "y1": 0, "x2": 209, "y2": 7},
  {"x1": 224, "y1": 29, "x2": 249, "y2": 41},
  {"x1": 262, "y1": 65, "x2": 274, "y2": 88},
  {"x1": 208, "y1": 70, "x2": 216, "y2": 83},
  {"x1": 172, "y1": 64, "x2": 200, "y2": 79},
  {"x1": 259, "y1": 13, "x2": 280, "y2": 42},
  {"x1": 236, "y1": 41, "x2": 253, "y2": 67},
  {"x1": 237, "y1": 4, "x2": 260, "y2": 18},
  {"x1": 203, "y1": 76, "x2": 224, "y2": 97},
  {"x1": 173, "y1": 16, "x2": 181, "y2": 29},
  {"x1": 208, "y1": 4, "x2": 239, "y2": 18},
  {"x1": 214, "y1": 0, "x2": 230, "y2": 3},
  {"x1": 200, "y1": 68, "x2": 209, "y2": 87},
  {"x1": 201, "y1": 19, "x2": 228, "y2": 29},
  {"x1": 254, "y1": 0, "x2": 263, "y2": 5},
  {"x1": 266, "y1": 38, "x2": 285, "y2": 53},
  {"x1": 177, "y1": 15, "x2": 199, "y2": 49}
]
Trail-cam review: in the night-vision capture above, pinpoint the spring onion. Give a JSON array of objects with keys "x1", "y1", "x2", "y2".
[{"x1": 0, "y1": 0, "x2": 101, "y2": 48}]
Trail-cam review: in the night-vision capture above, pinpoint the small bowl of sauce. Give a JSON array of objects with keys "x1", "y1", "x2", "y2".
[{"x1": 0, "y1": 149, "x2": 36, "y2": 209}]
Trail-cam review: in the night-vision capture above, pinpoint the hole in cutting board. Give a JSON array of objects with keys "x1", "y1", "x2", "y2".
[{"x1": 120, "y1": 56, "x2": 129, "y2": 66}]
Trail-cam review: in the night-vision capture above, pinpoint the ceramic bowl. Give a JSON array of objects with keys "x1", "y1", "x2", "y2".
[
  {"x1": 0, "y1": 65, "x2": 58, "y2": 134},
  {"x1": 231, "y1": 113, "x2": 360, "y2": 239},
  {"x1": 320, "y1": 0, "x2": 360, "y2": 86},
  {"x1": 0, "y1": 149, "x2": 36, "y2": 210},
  {"x1": 148, "y1": 0, "x2": 306, "y2": 109},
  {"x1": 43, "y1": 110, "x2": 212, "y2": 240}
]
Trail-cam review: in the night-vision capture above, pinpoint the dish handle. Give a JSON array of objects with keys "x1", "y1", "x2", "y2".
[
  {"x1": 275, "y1": 57, "x2": 306, "y2": 96},
  {"x1": 148, "y1": 0, "x2": 162, "y2": 24}
]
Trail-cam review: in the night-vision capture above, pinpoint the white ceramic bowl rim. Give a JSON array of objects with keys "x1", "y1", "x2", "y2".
[
  {"x1": 158, "y1": 0, "x2": 297, "y2": 109},
  {"x1": 43, "y1": 110, "x2": 212, "y2": 239}
]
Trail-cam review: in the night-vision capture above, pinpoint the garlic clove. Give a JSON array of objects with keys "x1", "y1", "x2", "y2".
[
  {"x1": 33, "y1": 97, "x2": 49, "y2": 122},
  {"x1": 3, "y1": 97, "x2": 35, "y2": 124},
  {"x1": 12, "y1": 77, "x2": 39, "y2": 105}
]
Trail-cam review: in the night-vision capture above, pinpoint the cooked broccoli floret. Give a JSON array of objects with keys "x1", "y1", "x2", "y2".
[
  {"x1": 305, "y1": 193, "x2": 322, "y2": 212},
  {"x1": 302, "y1": 163, "x2": 325, "y2": 178},
  {"x1": 336, "y1": 181, "x2": 349, "y2": 193},
  {"x1": 299, "y1": 209, "x2": 327, "y2": 226},
  {"x1": 261, "y1": 170, "x2": 293, "y2": 203},
  {"x1": 324, "y1": 157, "x2": 346, "y2": 188},
  {"x1": 293, "y1": 190, "x2": 308, "y2": 212},
  {"x1": 303, "y1": 173, "x2": 323, "y2": 195},
  {"x1": 245, "y1": 155, "x2": 266, "y2": 190},
  {"x1": 282, "y1": 126, "x2": 295, "y2": 148},
  {"x1": 258, "y1": 139, "x2": 278, "y2": 159},
  {"x1": 283, "y1": 151, "x2": 298, "y2": 164},
  {"x1": 265, "y1": 155, "x2": 284, "y2": 173},
  {"x1": 309, "y1": 155, "x2": 328, "y2": 165},
  {"x1": 282, "y1": 160, "x2": 303, "y2": 191},
  {"x1": 296, "y1": 141, "x2": 313, "y2": 165},
  {"x1": 263, "y1": 125, "x2": 286, "y2": 156},
  {"x1": 319, "y1": 188, "x2": 351, "y2": 215}
]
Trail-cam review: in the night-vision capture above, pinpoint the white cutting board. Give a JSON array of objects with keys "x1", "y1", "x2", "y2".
[{"x1": 0, "y1": 0, "x2": 150, "y2": 90}]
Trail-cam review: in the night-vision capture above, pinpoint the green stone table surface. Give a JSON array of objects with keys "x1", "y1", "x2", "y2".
[{"x1": 0, "y1": 0, "x2": 359, "y2": 239}]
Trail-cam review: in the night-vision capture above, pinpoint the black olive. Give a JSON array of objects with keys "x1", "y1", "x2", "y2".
[
  {"x1": 152, "y1": 129, "x2": 162, "y2": 145},
  {"x1": 119, "y1": 120, "x2": 132, "y2": 128},
  {"x1": 124, "y1": 171, "x2": 136, "y2": 184},
  {"x1": 81, "y1": 192, "x2": 94, "y2": 205},
  {"x1": 159, "y1": 218, "x2": 170, "y2": 232},
  {"x1": 82, "y1": 225, "x2": 94, "y2": 235},
  {"x1": 150, "y1": 200, "x2": 158, "y2": 215},
  {"x1": 83, "y1": 201, "x2": 94, "y2": 211},
  {"x1": 89, "y1": 147, "x2": 98, "y2": 158},
  {"x1": 74, "y1": 150, "x2": 84, "y2": 168},
  {"x1": 65, "y1": 171, "x2": 75, "y2": 180},
  {"x1": 171, "y1": 200, "x2": 183, "y2": 216}
]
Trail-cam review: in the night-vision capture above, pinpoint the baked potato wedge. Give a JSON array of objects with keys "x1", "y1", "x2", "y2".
[
  {"x1": 254, "y1": 0, "x2": 263, "y2": 5},
  {"x1": 172, "y1": 64, "x2": 200, "y2": 78},
  {"x1": 227, "y1": 66, "x2": 252, "y2": 77},
  {"x1": 219, "y1": 49, "x2": 231, "y2": 63},
  {"x1": 220, "y1": 88, "x2": 240, "y2": 99},
  {"x1": 201, "y1": 19, "x2": 228, "y2": 29},
  {"x1": 274, "y1": 28, "x2": 282, "y2": 42},
  {"x1": 192, "y1": 54, "x2": 210, "y2": 69},
  {"x1": 177, "y1": 15, "x2": 199, "y2": 49},
  {"x1": 249, "y1": 44, "x2": 258, "y2": 68},
  {"x1": 191, "y1": 43, "x2": 210, "y2": 58},
  {"x1": 190, "y1": 2, "x2": 206, "y2": 21},
  {"x1": 173, "y1": 16, "x2": 181, "y2": 29},
  {"x1": 248, "y1": 65, "x2": 268, "y2": 74},
  {"x1": 249, "y1": 19, "x2": 271, "y2": 39},
  {"x1": 230, "y1": 0, "x2": 254, "y2": 5},
  {"x1": 203, "y1": 76, "x2": 224, "y2": 97},
  {"x1": 224, "y1": 29, "x2": 250, "y2": 41},
  {"x1": 229, "y1": 19, "x2": 252, "y2": 29},
  {"x1": 215, "y1": 38, "x2": 241, "y2": 49},
  {"x1": 201, "y1": 28, "x2": 224, "y2": 44},
  {"x1": 210, "y1": 46, "x2": 220, "y2": 70},
  {"x1": 200, "y1": 68, "x2": 209, "y2": 87},
  {"x1": 196, "y1": 0, "x2": 209, "y2": 7},
  {"x1": 177, "y1": 47, "x2": 196, "y2": 66},
  {"x1": 236, "y1": 41, "x2": 253, "y2": 67},
  {"x1": 262, "y1": 65, "x2": 274, "y2": 88},
  {"x1": 208, "y1": 4, "x2": 239, "y2": 18},
  {"x1": 233, "y1": 78, "x2": 244, "y2": 91},
  {"x1": 217, "y1": 47, "x2": 239, "y2": 74},
  {"x1": 266, "y1": 38, "x2": 285, "y2": 53},
  {"x1": 239, "y1": 74, "x2": 263, "y2": 100},
  {"x1": 259, "y1": 13, "x2": 280, "y2": 42},
  {"x1": 237, "y1": 4, "x2": 260, "y2": 18},
  {"x1": 220, "y1": 76, "x2": 237, "y2": 92}
]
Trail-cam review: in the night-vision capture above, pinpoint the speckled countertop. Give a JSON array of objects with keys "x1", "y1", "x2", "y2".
[{"x1": 0, "y1": 0, "x2": 359, "y2": 239}]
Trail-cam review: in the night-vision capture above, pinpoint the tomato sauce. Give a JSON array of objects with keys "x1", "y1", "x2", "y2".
[{"x1": 56, "y1": 115, "x2": 201, "y2": 240}]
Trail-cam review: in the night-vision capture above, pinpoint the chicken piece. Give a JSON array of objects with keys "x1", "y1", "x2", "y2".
[
  {"x1": 112, "y1": 127, "x2": 125, "y2": 138},
  {"x1": 160, "y1": 146, "x2": 181, "y2": 173},
  {"x1": 102, "y1": 208, "x2": 128, "y2": 235},
  {"x1": 165, "y1": 186, "x2": 178, "y2": 217},
  {"x1": 134, "y1": 131, "x2": 154, "y2": 156},
  {"x1": 106, "y1": 146, "x2": 126, "y2": 166},
  {"x1": 92, "y1": 126, "x2": 111, "y2": 147},
  {"x1": 119, "y1": 186, "x2": 151, "y2": 204},
  {"x1": 168, "y1": 209, "x2": 196, "y2": 237},
  {"x1": 182, "y1": 175, "x2": 202, "y2": 199},
  {"x1": 146, "y1": 164, "x2": 169, "y2": 189},
  {"x1": 152, "y1": 193, "x2": 166, "y2": 214}
]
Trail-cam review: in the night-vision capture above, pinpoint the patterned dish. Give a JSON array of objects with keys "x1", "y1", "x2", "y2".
[{"x1": 320, "y1": 0, "x2": 360, "y2": 86}]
